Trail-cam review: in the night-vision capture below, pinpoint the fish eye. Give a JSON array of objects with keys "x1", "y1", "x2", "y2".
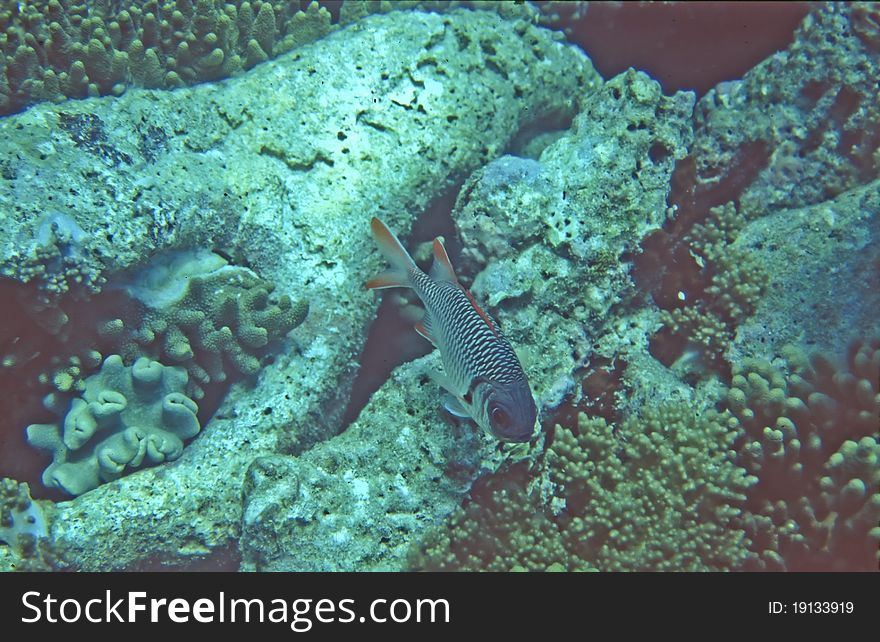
[{"x1": 490, "y1": 404, "x2": 512, "y2": 430}]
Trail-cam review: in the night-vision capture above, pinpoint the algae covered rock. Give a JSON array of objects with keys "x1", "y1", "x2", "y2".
[
  {"x1": 729, "y1": 179, "x2": 880, "y2": 364},
  {"x1": 26, "y1": 354, "x2": 200, "y2": 496},
  {"x1": 689, "y1": 2, "x2": 880, "y2": 218},
  {"x1": 239, "y1": 352, "x2": 499, "y2": 572}
]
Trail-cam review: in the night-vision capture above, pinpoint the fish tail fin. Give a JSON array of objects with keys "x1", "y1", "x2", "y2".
[{"x1": 366, "y1": 217, "x2": 417, "y2": 290}]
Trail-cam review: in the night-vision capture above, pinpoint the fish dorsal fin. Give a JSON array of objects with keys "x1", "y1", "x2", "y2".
[
  {"x1": 461, "y1": 286, "x2": 501, "y2": 338},
  {"x1": 429, "y1": 238, "x2": 458, "y2": 283},
  {"x1": 414, "y1": 316, "x2": 437, "y2": 346}
]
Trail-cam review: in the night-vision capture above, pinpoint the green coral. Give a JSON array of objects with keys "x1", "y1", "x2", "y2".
[
  {"x1": 0, "y1": 478, "x2": 52, "y2": 571},
  {"x1": 110, "y1": 253, "x2": 308, "y2": 399},
  {"x1": 26, "y1": 354, "x2": 200, "y2": 496},
  {"x1": 0, "y1": 0, "x2": 563, "y2": 116},
  {"x1": 656, "y1": 201, "x2": 768, "y2": 374},
  {"x1": 729, "y1": 338, "x2": 880, "y2": 570},
  {"x1": 413, "y1": 404, "x2": 753, "y2": 571},
  {"x1": 0, "y1": 0, "x2": 336, "y2": 115}
]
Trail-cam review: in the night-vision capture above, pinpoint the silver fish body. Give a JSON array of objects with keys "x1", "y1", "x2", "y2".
[{"x1": 367, "y1": 217, "x2": 537, "y2": 442}]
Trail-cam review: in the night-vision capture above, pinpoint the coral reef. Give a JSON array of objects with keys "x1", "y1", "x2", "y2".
[
  {"x1": 412, "y1": 405, "x2": 753, "y2": 571},
  {"x1": 0, "y1": 478, "x2": 52, "y2": 571},
  {"x1": 18, "y1": 8, "x2": 596, "y2": 570},
  {"x1": 1, "y1": 8, "x2": 595, "y2": 458},
  {"x1": 729, "y1": 340, "x2": 880, "y2": 571},
  {"x1": 0, "y1": 0, "x2": 576, "y2": 117},
  {"x1": 649, "y1": 202, "x2": 768, "y2": 377},
  {"x1": 26, "y1": 354, "x2": 200, "y2": 496},
  {"x1": 1, "y1": 0, "x2": 874, "y2": 576}
]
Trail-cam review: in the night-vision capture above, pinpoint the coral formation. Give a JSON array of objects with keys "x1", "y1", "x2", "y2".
[
  {"x1": 0, "y1": 0, "x2": 559, "y2": 117},
  {"x1": 412, "y1": 405, "x2": 753, "y2": 571},
  {"x1": 14, "y1": 7, "x2": 595, "y2": 570},
  {"x1": 0, "y1": 478, "x2": 52, "y2": 571},
  {"x1": 1, "y1": 0, "x2": 873, "y2": 576},
  {"x1": 649, "y1": 202, "x2": 768, "y2": 376},
  {"x1": 26, "y1": 354, "x2": 200, "y2": 496},
  {"x1": 729, "y1": 178, "x2": 880, "y2": 363},
  {"x1": 0, "y1": 0, "x2": 336, "y2": 115},
  {"x1": 729, "y1": 340, "x2": 880, "y2": 571},
  {"x1": 1, "y1": 7, "x2": 593, "y2": 455},
  {"x1": 111, "y1": 250, "x2": 309, "y2": 399},
  {"x1": 239, "y1": 353, "x2": 497, "y2": 571}
]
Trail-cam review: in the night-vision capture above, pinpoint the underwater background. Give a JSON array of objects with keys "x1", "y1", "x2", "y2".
[{"x1": 0, "y1": 1, "x2": 877, "y2": 572}]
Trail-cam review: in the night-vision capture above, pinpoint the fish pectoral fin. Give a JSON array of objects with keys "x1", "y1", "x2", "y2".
[
  {"x1": 442, "y1": 394, "x2": 471, "y2": 419},
  {"x1": 414, "y1": 316, "x2": 437, "y2": 346}
]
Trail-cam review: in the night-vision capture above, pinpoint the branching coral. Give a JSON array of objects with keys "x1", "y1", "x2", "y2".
[
  {"x1": 412, "y1": 404, "x2": 753, "y2": 571},
  {"x1": 26, "y1": 354, "x2": 200, "y2": 496},
  {"x1": 729, "y1": 338, "x2": 880, "y2": 570},
  {"x1": 650, "y1": 202, "x2": 768, "y2": 377}
]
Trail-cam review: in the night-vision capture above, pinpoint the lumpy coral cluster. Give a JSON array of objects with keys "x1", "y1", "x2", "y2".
[
  {"x1": 1, "y1": 249, "x2": 307, "y2": 495},
  {"x1": 412, "y1": 404, "x2": 753, "y2": 571},
  {"x1": 109, "y1": 250, "x2": 309, "y2": 399},
  {"x1": 0, "y1": 0, "x2": 336, "y2": 115},
  {"x1": 26, "y1": 354, "x2": 200, "y2": 496},
  {"x1": 730, "y1": 339, "x2": 880, "y2": 571}
]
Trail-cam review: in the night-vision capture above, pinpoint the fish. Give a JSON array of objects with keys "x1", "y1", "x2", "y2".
[{"x1": 366, "y1": 217, "x2": 537, "y2": 442}]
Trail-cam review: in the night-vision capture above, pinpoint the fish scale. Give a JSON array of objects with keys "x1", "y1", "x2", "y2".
[{"x1": 411, "y1": 272, "x2": 526, "y2": 394}]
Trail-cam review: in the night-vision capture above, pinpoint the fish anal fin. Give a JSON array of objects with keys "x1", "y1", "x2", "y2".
[
  {"x1": 429, "y1": 237, "x2": 459, "y2": 283},
  {"x1": 414, "y1": 316, "x2": 437, "y2": 346}
]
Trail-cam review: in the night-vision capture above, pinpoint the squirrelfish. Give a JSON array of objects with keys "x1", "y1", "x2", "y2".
[{"x1": 366, "y1": 217, "x2": 537, "y2": 442}]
